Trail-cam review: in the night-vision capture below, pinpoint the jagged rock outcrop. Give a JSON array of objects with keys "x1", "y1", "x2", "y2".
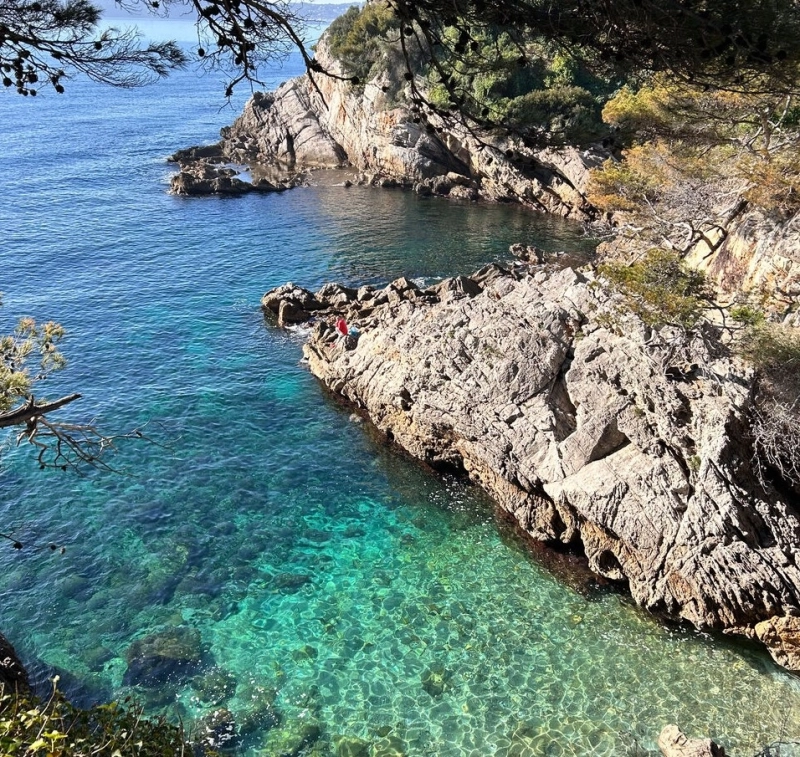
[
  {"x1": 262, "y1": 264, "x2": 800, "y2": 669},
  {"x1": 167, "y1": 145, "x2": 301, "y2": 197},
  {"x1": 0, "y1": 632, "x2": 29, "y2": 692},
  {"x1": 174, "y1": 32, "x2": 603, "y2": 215}
]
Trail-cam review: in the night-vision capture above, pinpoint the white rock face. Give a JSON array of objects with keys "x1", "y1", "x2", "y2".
[
  {"x1": 685, "y1": 209, "x2": 800, "y2": 325},
  {"x1": 262, "y1": 264, "x2": 800, "y2": 669}
]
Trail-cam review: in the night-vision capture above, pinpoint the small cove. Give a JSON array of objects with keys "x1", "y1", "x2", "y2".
[{"x1": 2, "y1": 44, "x2": 800, "y2": 756}]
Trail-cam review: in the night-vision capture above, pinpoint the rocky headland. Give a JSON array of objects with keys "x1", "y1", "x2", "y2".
[
  {"x1": 169, "y1": 34, "x2": 603, "y2": 216},
  {"x1": 262, "y1": 261, "x2": 800, "y2": 672}
]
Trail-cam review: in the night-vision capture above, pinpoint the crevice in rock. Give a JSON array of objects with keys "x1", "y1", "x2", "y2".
[
  {"x1": 550, "y1": 373, "x2": 578, "y2": 442},
  {"x1": 549, "y1": 352, "x2": 578, "y2": 442},
  {"x1": 425, "y1": 450, "x2": 467, "y2": 476},
  {"x1": 496, "y1": 505, "x2": 629, "y2": 600}
]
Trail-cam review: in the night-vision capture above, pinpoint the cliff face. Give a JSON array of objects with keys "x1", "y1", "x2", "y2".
[
  {"x1": 263, "y1": 265, "x2": 800, "y2": 670},
  {"x1": 684, "y1": 210, "x2": 800, "y2": 325},
  {"x1": 213, "y1": 37, "x2": 601, "y2": 218}
]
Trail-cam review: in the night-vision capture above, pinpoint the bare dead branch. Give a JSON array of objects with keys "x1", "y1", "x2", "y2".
[{"x1": 0, "y1": 393, "x2": 81, "y2": 429}]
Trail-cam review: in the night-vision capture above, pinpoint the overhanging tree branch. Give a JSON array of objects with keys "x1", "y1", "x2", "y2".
[{"x1": 0, "y1": 393, "x2": 81, "y2": 429}]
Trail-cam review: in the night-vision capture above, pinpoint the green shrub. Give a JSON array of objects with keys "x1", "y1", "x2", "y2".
[
  {"x1": 326, "y1": 4, "x2": 400, "y2": 83},
  {"x1": 0, "y1": 681, "x2": 193, "y2": 756},
  {"x1": 738, "y1": 323, "x2": 800, "y2": 379},
  {"x1": 729, "y1": 304, "x2": 766, "y2": 327},
  {"x1": 599, "y1": 249, "x2": 711, "y2": 329},
  {"x1": 422, "y1": 27, "x2": 614, "y2": 141},
  {"x1": 505, "y1": 85, "x2": 602, "y2": 141}
]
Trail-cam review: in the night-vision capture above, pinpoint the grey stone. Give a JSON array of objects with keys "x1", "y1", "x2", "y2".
[
  {"x1": 658, "y1": 725, "x2": 725, "y2": 757},
  {"x1": 297, "y1": 264, "x2": 800, "y2": 670},
  {"x1": 171, "y1": 34, "x2": 603, "y2": 217}
]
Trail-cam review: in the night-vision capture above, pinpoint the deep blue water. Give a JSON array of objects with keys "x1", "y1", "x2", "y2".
[{"x1": 2, "y1": 28, "x2": 800, "y2": 757}]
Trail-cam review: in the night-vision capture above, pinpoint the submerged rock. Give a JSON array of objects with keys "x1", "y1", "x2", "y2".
[
  {"x1": 272, "y1": 573, "x2": 312, "y2": 593},
  {"x1": 261, "y1": 718, "x2": 322, "y2": 757},
  {"x1": 196, "y1": 707, "x2": 239, "y2": 752},
  {"x1": 421, "y1": 663, "x2": 450, "y2": 698},
  {"x1": 123, "y1": 626, "x2": 206, "y2": 688},
  {"x1": 237, "y1": 681, "x2": 282, "y2": 739},
  {"x1": 658, "y1": 725, "x2": 725, "y2": 757},
  {"x1": 191, "y1": 667, "x2": 238, "y2": 705},
  {"x1": 371, "y1": 735, "x2": 406, "y2": 757},
  {"x1": 332, "y1": 734, "x2": 371, "y2": 757},
  {"x1": 278, "y1": 264, "x2": 800, "y2": 670}
]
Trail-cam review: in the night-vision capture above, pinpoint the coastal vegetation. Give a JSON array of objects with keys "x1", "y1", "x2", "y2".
[
  {"x1": 0, "y1": 299, "x2": 153, "y2": 494},
  {"x1": 0, "y1": 303, "x2": 87, "y2": 481},
  {"x1": 598, "y1": 250, "x2": 712, "y2": 330},
  {"x1": 326, "y1": 3, "x2": 399, "y2": 84},
  {"x1": 0, "y1": 681, "x2": 193, "y2": 756},
  {"x1": 740, "y1": 324, "x2": 800, "y2": 491}
]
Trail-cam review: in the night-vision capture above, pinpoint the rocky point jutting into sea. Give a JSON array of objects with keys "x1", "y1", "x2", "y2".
[
  {"x1": 169, "y1": 32, "x2": 601, "y2": 218},
  {"x1": 170, "y1": 17, "x2": 800, "y2": 674},
  {"x1": 260, "y1": 262, "x2": 800, "y2": 672},
  {"x1": 169, "y1": 21, "x2": 800, "y2": 307}
]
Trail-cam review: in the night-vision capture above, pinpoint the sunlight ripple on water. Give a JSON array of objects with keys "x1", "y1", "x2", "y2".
[{"x1": 2, "y1": 32, "x2": 800, "y2": 757}]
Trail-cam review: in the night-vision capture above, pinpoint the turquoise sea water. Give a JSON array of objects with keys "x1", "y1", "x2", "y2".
[{"x1": 2, "y1": 33, "x2": 800, "y2": 756}]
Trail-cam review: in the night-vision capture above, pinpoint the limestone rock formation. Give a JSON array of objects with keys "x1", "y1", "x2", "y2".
[
  {"x1": 684, "y1": 209, "x2": 800, "y2": 325},
  {"x1": 172, "y1": 33, "x2": 603, "y2": 216},
  {"x1": 753, "y1": 615, "x2": 800, "y2": 670},
  {"x1": 262, "y1": 264, "x2": 800, "y2": 669}
]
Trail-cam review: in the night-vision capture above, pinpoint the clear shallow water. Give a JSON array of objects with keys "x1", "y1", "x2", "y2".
[{"x1": 1, "y1": 34, "x2": 800, "y2": 757}]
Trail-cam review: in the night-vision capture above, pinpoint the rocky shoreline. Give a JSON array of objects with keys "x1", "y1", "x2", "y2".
[
  {"x1": 168, "y1": 35, "x2": 603, "y2": 216},
  {"x1": 263, "y1": 261, "x2": 800, "y2": 672}
]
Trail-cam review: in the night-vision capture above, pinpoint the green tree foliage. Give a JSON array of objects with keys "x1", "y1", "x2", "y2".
[
  {"x1": 7, "y1": 0, "x2": 800, "y2": 110},
  {"x1": 0, "y1": 310, "x2": 66, "y2": 414},
  {"x1": 739, "y1": 323, "x2": 800, "y2": 379},
  {"x1": 421, "y1": 23, "x2": 613, "y2": 143},
  {"x1": 588, "y1": 74, "x2": 800, "y2": 253},
  {"x1": 379, "y1": 0, "x2": 800, "y2": 148},
  {"x1": 388, "y1": 0, "x2": 800, "y2": 97},
  {"x1": 326, "y1": 2, "x2": 399, "y2": 84},
  {"x1": 599, "y1": 249, "x2": 711, "y2": 330},
  {"x1": 504, "y1": 86, "x2": 602, "y2": 142},
  {"x1": 0, "y1": 299, "x2": 147, "y2": 477}
]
